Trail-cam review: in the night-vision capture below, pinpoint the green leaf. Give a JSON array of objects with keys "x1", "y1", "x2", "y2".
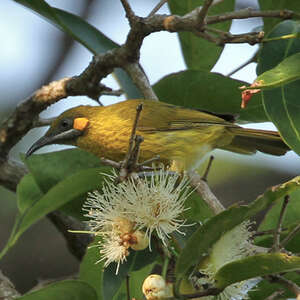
[
  {"x1": 257, "y1": 20, "x2": 300, "y2": 155},
  {"x1": 24, "y1": 149, "x2": 111, "y2": 220},
  {"x1": 103, "y1": 249, "x2": 158, "y2": 300},
  {"x1": 16, "y1": 174, "x2": 43, "y2": 214},
  {"x1": 258, "y1": 1, "x2": 300, "y2": 35},
  {"x1": 111, "y1": 262, "x2": 156, "y2": 300},
  {"x1": 79, "y1": 237, "x2": 104, "y2": 300},
  {"x1": 257, "y1": 21, "x2": 300, "y2": 75},
  {"x1": 0, "y1": 167, "x2": 105, "y2": 260},
  {"x1": 154, "y1": 70, "x2": 267, "y2": 123},
  {"x1": 17, "y1": 280, "x2": 97, "y2": 300},
  {"x1": 128, "y1": 263, "x2": 155, "y2": 300},
  {"x1": 215, "y1": 253, "x2": 300, "y2": 289},
  {"x1": 15, "y1": 0, "x2": 141, "y2": 98},
  {"x1": 254, "y1": 53, "x2": 300, "y2": 89},
  {"x1": 183, "y1": 192, "x2": 214, "y2": 222},
  {"x1": 168, "y1": 0, "x2": 234, "y2": 70},
  {"x1": 175, "y1": 176, "x2": 300, "y2": 281},
  {"x1": 24, "y1": 149, "x2": 105, "y2": 193}
]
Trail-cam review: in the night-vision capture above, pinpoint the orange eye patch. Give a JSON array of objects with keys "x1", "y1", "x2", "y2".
[{"x1": 73, "y1": 117, "x2": 89, "y2": 131}]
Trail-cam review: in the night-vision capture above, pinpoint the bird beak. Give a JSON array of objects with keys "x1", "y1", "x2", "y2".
[{"x1": 26, "y1": 129, "x2": 83, "y2": 158}]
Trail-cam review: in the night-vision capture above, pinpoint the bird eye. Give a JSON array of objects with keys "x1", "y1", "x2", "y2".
[{"x1": 60, "y1": 118, "x2": 73, "y2": 130}]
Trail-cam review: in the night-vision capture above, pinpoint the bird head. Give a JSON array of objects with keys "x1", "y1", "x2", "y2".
[{"x1": 26, "y1": 106, "x2": 91, "y2": 157}]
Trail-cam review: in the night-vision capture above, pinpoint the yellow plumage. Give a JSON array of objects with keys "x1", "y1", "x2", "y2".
[{"x1": 27, "y1": 99, "x2": 290, "y2": 171}]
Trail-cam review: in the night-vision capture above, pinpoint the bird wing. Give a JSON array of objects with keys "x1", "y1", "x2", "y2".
[{"x1": 137, "y1": 101, "x2": 237, "y2": 132}]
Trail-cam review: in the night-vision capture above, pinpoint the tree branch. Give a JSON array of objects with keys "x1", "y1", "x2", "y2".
[
  {"x1": 125, "y1": 63, "x2": 158, "y2": 100},
  {"x1": 197, "y1": 0, "x2": 214, "y2": 29},
  {"x1": 188, "y1": 171, "x2": 225, "y2": 214},
  {"x1": 148, "y1": 0, "x2": 168, "y2": 17},
  {"x1": 0, "y1": 160, "x2": 27, "y2": 192},
  {"x1": 206, "y1": 8, "x2": 300, "y2": 24}
]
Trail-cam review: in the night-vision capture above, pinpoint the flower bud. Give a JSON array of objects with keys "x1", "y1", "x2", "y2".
[
  {"x1": 142, "y1": 275, "x2": 172, "y2": 300},
  {"x1": 130, "y1": 230, "x2": 149, "y2": 251}
]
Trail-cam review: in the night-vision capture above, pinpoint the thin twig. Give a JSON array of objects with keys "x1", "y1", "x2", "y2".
[
  {"x1": 253, "y1": 228, "x2": 288, "y2": 238},
  {"x1": 127, "y1": 135, "x2": 144, "y2": 171},
  {"x1": 125, "y1": 63, "x2": 158, "y2": 100},
  {"x1": 148, "y1": 0, "x2": 168, "y2": 17},
  {"x1": 127, "y1": 104, "x2": 143, "y2": 157},
  {"x1": 194, "y1": 29, "x2": 220, "y2": 44},
  {"x1": 206, "y1": 8, "x2": 299, "y2": 25},
  {"x1": 188, "y1": 171, "x2": 225, "y2": 214},
  {"x1": 272, "y1": 195, "x2": 290, "y2": 252},
  {"x1": 201, "y1": 155, "x2": 214, "y2": 182},
  {"x1": 137, "y1": 155, "x2": 160, "y2": 167},
  {"x1": 119, "y1": 104, "x2": 145, "y2": 181},
  {"x1": 197, "y1": 0, "x2": 214, "y2": 29},
  {"x1": 268, "y1": 275, "x2": 300, "y2": 299},
  {"x1": 227, "y1": 50, "x2": 258, "y2": 77},
  {"x1": 264, "y1": 289, "x2": 285, "y2": 300},
  {"x1": 100, "y1": 88, "x2": 123, "y2": 96},
  {"x1": 120, "y1": 0, "x2": 137, "y2": 25},
  {"x1": 280, "y1": 224, "x2": 300, "y2": 248}
]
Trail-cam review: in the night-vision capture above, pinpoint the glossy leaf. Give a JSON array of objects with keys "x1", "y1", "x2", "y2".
[
  {"x1": 0, "y1": 167, "x2": 105, "y2": 260},
  {"x1": 24, "y1": 149, "x2": 104, "y2": 193},
  {"x1": 127, "y1": 263, "x2": 155, "y2": 300},
  {"x1": 18, "y1": 280, "x2": 97, "y2": 300},
  {"x1": 257, "y1": 21, "x2": 300, "y2": 75},
  {"x1": 154, "y1": 70, "x2": 267, "y2": 123},
  {"x1": 215, "y1": 253, "x2": 300, "y2": 289},
  {"x1": 15, "y1": 0, "x2": 141, "y2": 98},
  {"x1": 254, "y1": 53, "x2": 300, "y2": 89},
  {"x1": 257, "y1": 20, "x2": 300, "y2": 155},
  {"x1": 175, "y1": 176, "x2": 300, "y2": 281},
  {"x1": 24, "y1": 149, "x2": 110, "y2": 219},
  {"x1": 16, "y1": 174, "x2": 43, "y2": 214},
  {"x1": 258, "y1": 1, "x2": 300, "y2": 35},
  {"x1": 168, "y1": 0, "x2": 235, "y2": 70}
]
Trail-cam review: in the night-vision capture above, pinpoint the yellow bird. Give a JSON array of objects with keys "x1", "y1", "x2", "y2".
[{"x1": 26, "y1": 99, "x2": 290, "y2": 171}]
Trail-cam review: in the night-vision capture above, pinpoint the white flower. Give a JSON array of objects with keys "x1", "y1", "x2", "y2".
[
  {"x1": 192, "y1": 221, "x2": 263, "y2": 300},
  {"x1": 126, "y1": 170, "x2": 191, "y2": 246},
  {"x1": 82, "y1": 170, "x2": 191, "y2": 272},
  {"x1": 96, "y1": 232, "x2": 129, "y2": 274}
]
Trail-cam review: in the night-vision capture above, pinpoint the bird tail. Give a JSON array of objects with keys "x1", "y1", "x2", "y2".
[{"x1": 220, "y1": 128, "x2": 290, "y2": 156}]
